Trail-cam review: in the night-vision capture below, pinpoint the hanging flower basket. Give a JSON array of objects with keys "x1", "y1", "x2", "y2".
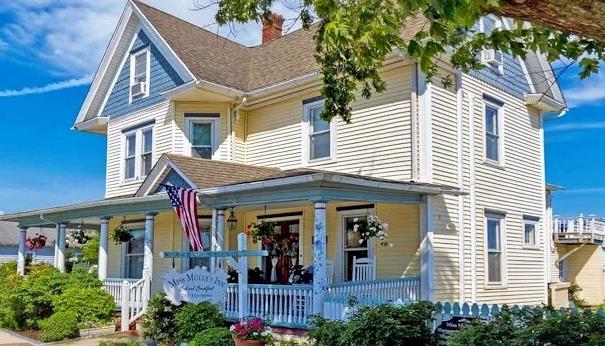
[
  {"x1": 26, "y1": 233, "x2": 47, "y2": 251},
  {"x1": 245, "y1": 220, "x2": 278, "y2": 243},
  {"x1": 353, "y1": 214, "x2": 393, "y2": 247},
  {"x1": 110, "y1": 224, "x2": 132, "y2": 244},
  {"x1": 71, "y1": 228, "x2": 91, "y2": 244}
]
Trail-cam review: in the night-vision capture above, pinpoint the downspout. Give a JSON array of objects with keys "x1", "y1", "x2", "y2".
[
  {"x1": 231, "y1": 97, "x2": 247, "y2": 162},
  {"x1": 544, "y1": 108, "x2": 568, "y2": 122}
]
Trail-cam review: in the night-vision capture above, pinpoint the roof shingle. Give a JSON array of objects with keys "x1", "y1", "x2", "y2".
[{"x1": 134, "y1": 1, "x2": 424, "y2": 92}]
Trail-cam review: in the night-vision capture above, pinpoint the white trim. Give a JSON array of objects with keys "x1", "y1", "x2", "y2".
[
  {"x1": 522, "y1": 218, "x2": 539, "y2": 248},
  {"x1": 484, "y1": 212, "x2": 507, "y2": 288},
  {"x1": 455, "y1": 71, "x2": 465, "y2": 302},
  {"x1": 468, "y1": 94, "x2": 477, "y2": 302},
  {"x1": 301, "y1": 99, "x2": 336, "y2": 164},
  {"x1": 417, "y1": 65, "x2": 433, "y2": 182},
  {"x1": 128, "y1": 47, "x2": 151, "y2": 103},
  {"x1": 335, "y1": 208, "x2": 376, "y2": 283},
  {"x1": 184, "y1": 116, "x2": 220, "y2": 159},
  {"x1": 420, "y1": 196, "x2": 434, "y2": 301},
  {"x1": 120, "y1": 123, "x2": 154, "y2": 184},
  {"x1": 482, "y1": 97, "x2": 506, "y2": 167},
  {"x1": 410, "y1": 64, "x2": 419, "y2": 181}
]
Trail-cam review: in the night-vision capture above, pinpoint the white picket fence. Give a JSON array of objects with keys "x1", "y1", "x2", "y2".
[
  {"x1": 102, "y1": 278, "x2": 139, "y2": 306},
  {"x1": 102, "y1": 277, "x2": 147, "y2": 331}
]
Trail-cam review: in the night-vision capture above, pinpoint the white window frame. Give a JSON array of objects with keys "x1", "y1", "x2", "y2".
[
  {"x1": 479, "y1": 16, "x2": 504, "y2": 75},
  {"x1": 523, "y1": 218, "x2": 539, "y2": 248},
  {"x1": 129, "y1": 47, "x2": 151, "y2": 102},
  {"x1": 302, "y1": 99, "x2": 336, "y2": 164},
  {"x1": 483, "y1": 99, "x2": 505, "y2": 166},
  {"x1": 121, "y1": 124, "x2": 154, "y2": 183},
  {"x1": 484, "y1": 212, "x2": 506, "y2": 287},
  {"x1": 336, "y1": 209, "x2": 376, "y2": 283},
  {"x1": 184, "y1": 117, "x2": 220, "y2": 159}
]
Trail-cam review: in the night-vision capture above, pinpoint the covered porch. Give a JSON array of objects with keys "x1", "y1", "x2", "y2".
[{"x1": 0, "y1": 158, "x2": 460, "y2": 328}]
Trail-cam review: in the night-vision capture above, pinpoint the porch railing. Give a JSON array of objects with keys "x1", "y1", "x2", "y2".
[
  {"x1": 224, "y1": 283, "x2": 314, "y2": 327},
  {"x1": 102, "y1": 278, "x2": 139, "y2": 306},
  {"x1": 553, "y1": 215, "x2": 605, "y2": 243}
]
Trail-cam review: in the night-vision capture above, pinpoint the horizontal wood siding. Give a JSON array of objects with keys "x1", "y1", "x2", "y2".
[
  {"x1": 564, "y1": 244, "x2": 604, "y2": 306},
  {"x1": 105, "y1": 101, "x2": 174, "y2": 198},
  {"x1": 462, "y1": 73, "x2": 546, "y2": 305},
  {"x1": 246, "y1": 64, "x2": 414, "y2": 180}
]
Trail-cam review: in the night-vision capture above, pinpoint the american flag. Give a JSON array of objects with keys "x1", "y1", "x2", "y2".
[{"x1": 165, "y1": 185, "x2": 204, "y2": 251}]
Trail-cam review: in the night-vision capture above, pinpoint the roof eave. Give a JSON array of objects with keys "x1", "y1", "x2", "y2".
[{"x1": 524, "y1": 93, "x2": 567, "y2": 113}]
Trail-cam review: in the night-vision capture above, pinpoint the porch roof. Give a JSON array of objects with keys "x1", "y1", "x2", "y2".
[{"x1": 0, "y1": 158, "x2": 462, "y2": 227}]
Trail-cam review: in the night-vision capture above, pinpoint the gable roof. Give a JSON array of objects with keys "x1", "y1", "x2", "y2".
[{"x1": 135, "y1": 153, "x2": 282, "y2": 196}]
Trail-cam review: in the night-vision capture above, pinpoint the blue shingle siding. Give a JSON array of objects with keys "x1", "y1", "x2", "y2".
[
  {"x1": 102, "y1": 30, "x2": 185, "y2": 119},
  {"x1": 468, "y1": 55, "x2": 530, "y2": 99}
]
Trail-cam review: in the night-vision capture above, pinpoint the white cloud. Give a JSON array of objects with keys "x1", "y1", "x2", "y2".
[
  {"x1": 545, "y1": 122, "x2": 605, "y2": 132},
  {"x1": 0, "y1": 75, "x2": 92, "y2": 97},
  {"x1": 559, "y1": 187, "x2": 605, "y2": 194},
  {"x1": 561, "y1": 66, "x2": 605, "y2": 107},
  {"x1": 0, "y1": 0, "x2": 303, "y2": 78}
]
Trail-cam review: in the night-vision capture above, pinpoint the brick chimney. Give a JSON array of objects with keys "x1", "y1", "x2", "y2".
[{"x1": 262, "y1": 13, "x2": 284, "y2": 45}]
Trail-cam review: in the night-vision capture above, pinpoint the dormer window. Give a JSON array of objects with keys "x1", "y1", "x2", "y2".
[
  {"x1": 130, "y1": 48, "x2": 150, "y2": 101},
  {"x1": 480, "y1": 16, "x2": 504, "y2": 74}
]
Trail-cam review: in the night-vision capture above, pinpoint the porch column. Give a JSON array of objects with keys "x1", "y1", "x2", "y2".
[
  {"x1": 419, "y1": 196, "x2": 435, "y2": 301},
  {"x1": 53, "y1": 224, "x2": 60, "y2": 267},
  {"x1": 312, "y1": 201, "x2": 327, "y2": 315},
  {"x1": 98, "y1": 216, "x2": 111, "y2": 280},
  {"x1": 57, "y1": 223, "x2": 67, "y2": 273},
  {"x1": 17, "y1": 227, "x2": 27, "y2": 276},
  {"x1": 143, "y1": 212, "x2": 157, "y2": 306},
  {"x1": 211, "y1": 208, "x2": 226, "y2": 270}
]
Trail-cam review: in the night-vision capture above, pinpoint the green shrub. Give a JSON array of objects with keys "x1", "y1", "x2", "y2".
[
  {"x1": 66, "y1": 267, "x2": 103, "y2": 289},
  {"x1": 190, "y1": 327, "x2": 234, "y2": 346},
  {"x1": 175, "y1": 302, "x2": 225, "y2": 342},
  {"x1": 82, "y1": 233, "x2": 100, "y2": 265},
  {"x1": 39, "y1": 311, "x2": 79, "y2": 342},
  {"x1": 309, "y1": 302, "x2": 434, "y2": 346},
  {"x1": 569, "y1": 282, "x2": 588, "y2": 307},
  {"x1": 54, "y1": 287, "x2": 115, "y2": 328},
  {"x1": 140, "y1": 293, "x2": 182, "y2": 344},
  {"x1": 308, "y1": 316, "x2": 347, "y2": 346},
  {"x1": 97, "y1": 341, "x2": 140, "y2": 346},
  {"x1": 0, "y1": 261, "x2": 17, "y2": 281}
]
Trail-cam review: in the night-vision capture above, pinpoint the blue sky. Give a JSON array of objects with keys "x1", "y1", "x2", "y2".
[{"x1": 0, "y1": 1, "x2": 602, "y2": 217}]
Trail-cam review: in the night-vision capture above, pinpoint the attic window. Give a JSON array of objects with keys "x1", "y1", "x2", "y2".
[{"x1": 130, "y1": 48, "x2": 150, "y2": 101}]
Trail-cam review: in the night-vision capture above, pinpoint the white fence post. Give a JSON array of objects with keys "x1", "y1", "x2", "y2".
[
  {"x1": 121, "y1": 280, "x2": 130, "y2": 332},
  {"x1": 237, "y1": 233, "x2": 249, "y2": 320}
]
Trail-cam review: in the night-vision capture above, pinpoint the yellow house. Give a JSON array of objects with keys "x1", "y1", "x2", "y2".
[{"x1": 0, "y1": 0, "x2": 567, "y2": 328}]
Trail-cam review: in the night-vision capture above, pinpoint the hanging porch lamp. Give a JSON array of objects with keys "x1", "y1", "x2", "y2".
[{"x1": 227, "y1": 208, "x2": 238, "y2": 231}]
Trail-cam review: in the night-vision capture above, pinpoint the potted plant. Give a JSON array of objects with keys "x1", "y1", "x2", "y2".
[
  {"x1": 230, "y1": 317, "x2": 273, "y2": 346},
  {"x1": 110, "y1": 224, "x2": 132, "y2": 244}
]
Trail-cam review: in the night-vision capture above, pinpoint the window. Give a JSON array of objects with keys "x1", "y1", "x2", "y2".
[
  {"x1": 486, "y1": 213, "x2": 504, "y2": 284},
  {"x1": 123, "y1": 124, "x2": 154, "y2": 181},
  {"x1": 186, "y1": 116, "x2": 218, "y2": 159},
  {"x1": 125, "y1": 229, "x2": 144, "y2": 279},
  {"x1": 484, "y1": 101, "x2": 503, "y2": 163},
  {"x1": 124, "y1": 133, "x2": 136, "y2": 180},
  {"x1": 129, "y1": 48, "x2": 150, "y2": 101},
  {"x1": 523, "y1": 218, "x2": 538, "y2": 247},
  {"x1": 343, "y1": 215, "x2": 369, "y2": 281},
  {"x1": 183, "y1": 219, "x2": 212, "y2": 269},
  {"x1": 304, "y1": 99, "x2": 333, "y2": 162}
]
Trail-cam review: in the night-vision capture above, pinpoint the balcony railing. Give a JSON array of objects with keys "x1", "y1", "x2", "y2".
[{"x1": 553, "y1": 215, "x2": 605, "y2": 244}]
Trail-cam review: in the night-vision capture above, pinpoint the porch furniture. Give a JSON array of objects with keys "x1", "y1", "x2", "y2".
[
  {"x1": 352, "y1": 256, "x2": 376, "y2": 281},
  {"x1": 326, "y1": 259, "x2": 334, "y2": 285}
]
